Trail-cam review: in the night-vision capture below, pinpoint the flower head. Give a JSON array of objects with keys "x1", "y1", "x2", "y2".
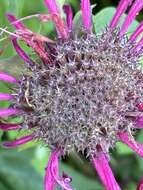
[{"x1": 0, "y1": 0, "x2": 143, "y2": 190}]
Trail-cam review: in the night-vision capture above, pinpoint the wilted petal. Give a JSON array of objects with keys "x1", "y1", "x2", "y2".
[
  {"x1": 137, "y1": 177, "x2": 143, "y2": 190},
  {"x1": 130, "y1": 21, "x2": 143, "y2": 42},
  {"x1": 0, "y1": 93, "x2": 13, "y2": 101},
  {"x1": 12, "y1": 37, "x2": 33, "y2": 64},
  {"x1": 81, "y1": 0, "x2": 92, "y2": 31},
  {"x1": 0, "y1": 124, "x2": 21, "y2": 130},
  {"x1": 0, "y1": 72, "x2": 17, "y2": 83},
  {"x1": 118, "y1": 132, "x2": 143, "y2": 157},
  {"x1": 120, "y1": 0, "x2": 143, "y2": 35},
  {"x1": 2, "y1": 135, "x2": 33, "y2": 148},
  {"x1": 63, "y1": 5, "x2": 73, "y2": 31},
  {"x1": 0, "y1": 108, "x2": 20, "y2": 117},
  {"x1": 91, "y1": 152, "x2": 121, "y2": 190},
  {"x1": 110, "y1": 0, "x2": 133, "y2": 28}
]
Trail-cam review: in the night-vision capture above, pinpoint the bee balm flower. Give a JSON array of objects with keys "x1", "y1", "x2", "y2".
[{"x1": 0, "y1": 0, "x2": 143, "y2": 189}]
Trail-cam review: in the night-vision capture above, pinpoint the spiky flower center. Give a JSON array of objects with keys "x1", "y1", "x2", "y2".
[{"x1": 15, "y1": 29, "x2": 142, "y2": 155}]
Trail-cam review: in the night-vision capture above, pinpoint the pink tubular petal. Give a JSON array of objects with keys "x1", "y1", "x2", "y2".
[
  {"x1": 2, "y1": 135, "x2": 33, "y2": 148},
  {"x1": 0, "y1": 93, "x2": 13, "y2": 101},
  {"x1": 0, "y1": 124, "x2": 21, "y2": 131},
  {"x1": 44, "y1": 149, "x2": 60, "y2": 190},
  {"x1": 63, "y1": 5, "x2": 73, "y2": 31},
  {"x1": 44, "y1": 0, "x2": 69, "y2": 39},
  {"x1": 0, "y1": 72, "x2": 17, "y2": 83},
  {"x1": 12, "y1": 37, "x2": 33, "y2": 64},
  {"x1": 81, "y1": 0, "x2": 92, "y2": 31},
  {"x1": 118, "y1": 131, "x2": 143, "y2": 157},
  {"x1": 44, "y1": 0, "x2": 59, "y2": 15},
  {"x1": 137, "y1": 177, "x2": 143, "y2": 190},
  {"x1": 6, "y1": 13, "x2": 26, "y2": 30},
  {"x1": 120, "y1": 0, "x2": 143, "y2": 36},
  {"x1": 91, "y1": 152, "x2": 121, "y2": 190},
  {"x1": 0, "y1": 108, "x2": 20, "y2": 117},
  {"x1": 130, "y1": 21, "x2": 143, "y2": 42},
  {"x1": 44, "y1": 149, "x2": 74, "y2": 190},
  {"x1": 110, "y1": 0, "x2": 133, "y2": 29}
]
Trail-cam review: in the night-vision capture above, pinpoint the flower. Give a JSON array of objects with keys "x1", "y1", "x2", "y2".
[{"x1": 0, "y1": 0, "x2": 143, "y2": 189}]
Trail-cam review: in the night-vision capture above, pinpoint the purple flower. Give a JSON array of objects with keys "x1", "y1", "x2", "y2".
[{"x1": 0, "y1": 0, "x2": 143, "y2": 189}]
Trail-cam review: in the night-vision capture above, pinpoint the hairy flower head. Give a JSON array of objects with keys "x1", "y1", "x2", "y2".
[{"x1": 0, "y1": 0, "x2": 143, "y2": 190}]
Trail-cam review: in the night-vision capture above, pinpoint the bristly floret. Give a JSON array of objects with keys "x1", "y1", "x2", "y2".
[{"x1": 14, "y1": 29, "x2": 143, "y2": 155}]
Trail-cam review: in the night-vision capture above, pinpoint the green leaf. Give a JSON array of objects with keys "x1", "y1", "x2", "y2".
[
  {"x1": 116, "y1": 142, "x2": 134, "y2": 155},
  {"x1": 93, "y1": 7, "x2": 139, "y2": 34},
  {"x1": 32, "y1": 146, "x2": 50, "y2": 176},
  {"x1": 0, "y1": 149, "x2": 43, "y2": 190}
]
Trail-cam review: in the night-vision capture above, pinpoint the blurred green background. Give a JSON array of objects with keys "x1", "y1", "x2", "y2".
[{"x1": 0, "y1": 0, "x2": 143, "y2": 190}]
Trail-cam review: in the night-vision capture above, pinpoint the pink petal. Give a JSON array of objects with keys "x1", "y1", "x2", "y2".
[
  {"x1": 44, "y1": 149, "x2": 74, "y2": 190},
  {"x1": 0, "y1": 93, "x2": 13, "y2": 101},
  {"x1": 63, "y1": 5, "x2": 73, "y2": 31},
  {"x1": 0, "y1": 108, "x2": 20, "y2": 117},
  {"x1": 12, "y1": 37, "x2": 33, "y2": 64},
  {"x1": 91, "y1": 152, "x2": 121, "y2": 190},
  {"x1": 2, "y1": 135, "x2": 33, "y2": 148},
  {"x1": 6, "y1": 13, "x2": 26, "y2": 30},
  {"x1": 81, "y1": 0, "x2": 92, "y2": 31},
  {"x1": 44, "y1": 149, "x2": 60, "y2": 190},
  {"x1": 44, "y1": 0, "x2": 59, "y2": 15},
  {"x1": 130, "y1": 21, "x2": 143, "y2": 42},
  {"x1": 44, "y1": 0, "x2": 69, "y2": 39},
  {"x1": 110, "y1": 0, "x2": 133, "y2": 28},
  {"x1": 137, "y1": 177, "x2": 143, "y2": 190},
  {"x1": 120, "y1": 0, "x2": 143, "y2": 35},
  {"x1": 0, "y1": 124, "x2": 21, "y2": 130},
  {"x1": 135, "y1": 117, "x2": 143, "y2": 128},
  {"x1": 118, "y1": 131, "x2": 143, "y2": 157},
  {"x1": 0, "y1": 72, "x2": 17, "y2": 83}
]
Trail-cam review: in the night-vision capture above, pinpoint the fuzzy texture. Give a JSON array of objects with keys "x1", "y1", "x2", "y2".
[
  {"x1": 13, "y1": 29, "x2": 143, "y2": 156},
  {"x1": 1, "y1": 0, "x2": 143, "y2": 189}
]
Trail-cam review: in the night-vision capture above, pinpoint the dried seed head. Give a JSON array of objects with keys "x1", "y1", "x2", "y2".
[{"x1": 14, "y1": 29, "x2": 143, "y2": 155}]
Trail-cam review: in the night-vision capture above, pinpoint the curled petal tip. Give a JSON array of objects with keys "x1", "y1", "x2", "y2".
[
  {"x1": 44, "y1": 149, "x2": 74, "y2": 190},
  {"x1": 44, "y1": 149, "x2": 60, "y2": 190}
]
